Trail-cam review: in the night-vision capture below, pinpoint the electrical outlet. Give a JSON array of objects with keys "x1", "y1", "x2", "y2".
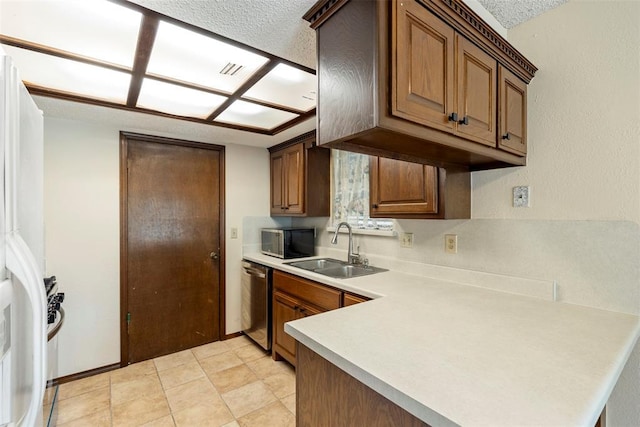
[
  {"x1": 513, "y1": 186, "x2": 530, "y2": 207},
  {"x1": 445, "y1": 234, "x2": 457, "y2": 254},
  {"x1": 230, "y1": 227, "x2": 238, "y2": 239},
  {"x1": 400, "y1": 232, "x2": 413, "y2": 248}
]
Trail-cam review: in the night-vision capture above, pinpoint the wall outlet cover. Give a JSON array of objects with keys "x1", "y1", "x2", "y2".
[
  {"x1": 445, "y1": 234, "x2": 457, "y2": 254},
  {"x1": 400, "y1": 232, "x2": 414, "y2": 248},
  {"x1": 513, "y1": 186, "x2": 531, "y2": 208}
]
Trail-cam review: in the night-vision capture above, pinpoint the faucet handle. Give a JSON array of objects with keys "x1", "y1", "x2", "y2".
[{"x1": 354, "y1": 245, "x2": 360, "y2": 255}]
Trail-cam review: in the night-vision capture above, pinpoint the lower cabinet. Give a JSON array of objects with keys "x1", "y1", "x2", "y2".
[{"x1": 272, "y1": 270, "x2": 369, "y2": 366}]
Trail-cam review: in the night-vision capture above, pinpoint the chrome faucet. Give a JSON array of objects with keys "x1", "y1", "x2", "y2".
[{"x1": 331, "y1": 222, "x2": 361, "y2": 264}]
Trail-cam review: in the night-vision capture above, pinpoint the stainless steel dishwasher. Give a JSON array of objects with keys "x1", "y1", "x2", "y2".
[{"x1": 241, "y1": 261, "x2": 272, "y2": 350}]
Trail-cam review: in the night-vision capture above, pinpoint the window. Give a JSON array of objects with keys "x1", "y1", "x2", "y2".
[{"x1": 331, "y1": 150, "x2": 394, "y2": 231}]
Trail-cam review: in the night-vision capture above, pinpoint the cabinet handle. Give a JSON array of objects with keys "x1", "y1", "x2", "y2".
[
  {"x1": 448, "y1": 112, "x2": 458, "y2": 122},
  {"x1": 502, "y1": 132, "x2": 511, "y2": 140},
  {"x1": 458, "y1": 116, "x2": 469, "y2": 126},
  {"x1": 299, "y1": 307, "x2": 307, "y2": 313}
]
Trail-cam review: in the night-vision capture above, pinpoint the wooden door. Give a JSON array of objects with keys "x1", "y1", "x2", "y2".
[
  {"x1": 283, "y1": 144, "x2": 304, "y2": 215},
  {"x1": 370, "y1": 157, "x2": 438, "y2": 217},
  {"x1": 393, "y1": 0, "x2": 455, "y2": 132},
  {"x1": 456, "y1": 36, "x2": 497, "y2": 146},
  {"x1": 498, "y1": 65, "x2": 527, "y2": 155},
  {"x1": 273, "y1": 291, "x2": 299, "y2": 365},
  {"x1": 270, "y1": 151, "x2": 285, "y2": 214},
  {"x1": 121, "y1": 133, "x2": 224, "y2": 364}
]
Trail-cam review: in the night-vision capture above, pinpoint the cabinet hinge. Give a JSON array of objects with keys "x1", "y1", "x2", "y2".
[{"x1": 126, "y1": 312, "x2": 131, "y2": 333}]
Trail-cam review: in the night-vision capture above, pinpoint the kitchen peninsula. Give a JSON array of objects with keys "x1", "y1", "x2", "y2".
[{"x1": 244, "y1": 253, "x2": 640, "y2": 426}]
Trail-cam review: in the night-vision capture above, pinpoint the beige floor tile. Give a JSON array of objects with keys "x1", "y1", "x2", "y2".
[
  {"x1": 199, "y1": 351, "x2": 244, "y2": 376},
  {"x1": 56, "y1": 387, "x2": 110, "y2": 425},
  {"x1": 111, "y1": 360, "x2": 157, "y2": 384},
  {"x1": 140, "y1": 414, "x2": 176, "y2": 426},
  {"x1": 225, "y1": 335, "x2": 253, "y2": 350},
  {"x1": 164, "y1": 377, "x2": 219, "y2": 413},
  {"x1": 192, "y1": 340, "x2": 231, "y2": 360},
  {"x1": 57, "y1": 372, "x2": 110, "y2": 401},
  {"x1": 237, "y1": 401, "x2": 295, "y2": 427},
  {"x1": 158, "y1": 360, "x2": 206, "y2": 390},
  {"x1": 221, "y1": 380, "x2": 278, "y2": 419},
  {"x1": 172, "y1": 401, "x2": 234, "y2": 427},
  {"x1": 222, "y1": 422, "x2": 240, "y2": 427},
  {"x1": 246, "y1": 356, "x2": 292, "y2": 379},
  {"x1": 263, "y1": 371, "x2": 296, "y2": 399},
  {"x1": 57, "y1": 408, "x2": 111, "y2": 427},
  {"x1": 111, "y1": 373, "x2": 164, "y2": 405},
  {"x1": 154, "y1": 349, "x2": 196, "y2": 372},
  {"x1": 208, "y1": 364, "x2": 259, "y2": 394},
  {"x1": 280, "y1": 393, "x2": 296, "y2": 415},
  {"x1": 233, "y1": 343, "x2": 269, "y2": 363},
  {"x1": 112, "y1": 394, "x2": 171, "y2": 427}
]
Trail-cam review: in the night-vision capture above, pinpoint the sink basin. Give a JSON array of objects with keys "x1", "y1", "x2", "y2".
[
  {"x1": 314, "y1": 264, "x2": 387, "y2": 278},
  {"x1": 285, "y1": 258, "x2": 345, "y2": 271},
  {"x1": 285, "y1": 258, "x2": 387, "y2": 279}
]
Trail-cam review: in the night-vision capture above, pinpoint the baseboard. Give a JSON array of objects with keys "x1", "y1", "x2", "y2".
[
  {"x1": 223, "y1": 331, "x2": 243, "y2": 340},
  {"x1": 49, "y1": 362, "x2": 121, "y2": 387}
]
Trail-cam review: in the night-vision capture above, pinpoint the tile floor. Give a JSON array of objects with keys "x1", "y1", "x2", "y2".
[{"x1": 47, "y1": 336, "x2": 296, "y2": 427}]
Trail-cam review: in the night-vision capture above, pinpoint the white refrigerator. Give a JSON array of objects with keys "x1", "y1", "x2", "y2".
[{"x1": 0, "y1": 50, "x2": 47, "y2": 427}]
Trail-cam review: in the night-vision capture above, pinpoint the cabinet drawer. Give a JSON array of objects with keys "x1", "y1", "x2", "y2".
[{"x1": 274, "y1": 270, "x2": 341, "y2": 311}]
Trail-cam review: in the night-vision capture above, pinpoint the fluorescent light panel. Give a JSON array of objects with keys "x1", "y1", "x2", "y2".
[
  {"x1": 215, "y1": 100, "x2": 298, "y2": 130},
  {"x1": 0, "y1": 0, "x2": 141, "y2": 67},
  {"x1": 3, "y1": 46, "x2": 131, "y2": 103},
  {"x1": 147, "y1": 21, "x2": 269, "y2": 93},
  {"x1": 243, "y1": 63, "x2": 317, "y2": 112},
  {"x1": 137, "y1": 78, "x2": 227, "y2": 119}
]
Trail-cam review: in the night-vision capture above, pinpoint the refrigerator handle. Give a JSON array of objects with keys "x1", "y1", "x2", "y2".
[{"x1": 5, "y1": 232, "x2": 46, "y2": 427}]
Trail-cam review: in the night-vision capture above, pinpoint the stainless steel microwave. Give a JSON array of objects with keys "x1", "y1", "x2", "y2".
[{"x1": 261, "y1": 228, "x2": 315, "y2": 259}]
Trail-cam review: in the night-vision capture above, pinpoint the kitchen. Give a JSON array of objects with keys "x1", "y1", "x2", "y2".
[{"x1": 0, "y1": 0, "x2": 639, "y2": 426}]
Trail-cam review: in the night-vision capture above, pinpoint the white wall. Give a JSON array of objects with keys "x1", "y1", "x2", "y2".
[{"x1": 43, "y1": 117, "x2": 271, "y2": 377}]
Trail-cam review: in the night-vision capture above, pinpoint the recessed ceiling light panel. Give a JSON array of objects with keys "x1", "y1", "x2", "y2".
[
  {"x1": 0, "y1": 0, "x2": 141, "y2": 67},
  {"x1": 137, "y1": 78, "x2": 227, "y2": 119},
  {"x1": 147, "y1": 21, "x2": 269, "y2": 93},
  {"x1": 243, "y1": 63, "x2": 316, "y2": 112},
  {"x1": 3, "y1": 45, "x2": 131, "y2": 103},
  {"x1": 215, "y1": 100, "x2": 298, "y2": 130}
]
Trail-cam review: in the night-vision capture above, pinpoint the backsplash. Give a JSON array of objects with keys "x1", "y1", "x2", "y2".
[{"x1": 285, "y1": 217, "x2": 640, "y2": 316}]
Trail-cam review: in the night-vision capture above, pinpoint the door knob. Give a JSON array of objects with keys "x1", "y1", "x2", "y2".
[{"x1": 210, "y1": 252, "x2": 219, "y2": 260}]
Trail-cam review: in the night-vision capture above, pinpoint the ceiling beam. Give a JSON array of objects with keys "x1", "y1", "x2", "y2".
[{"x1": 126, "y1": 14, "x2": 159, "y2": 107}]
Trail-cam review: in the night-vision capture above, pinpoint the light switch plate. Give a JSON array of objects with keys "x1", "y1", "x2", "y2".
[
  {"x1": 400, "y1": 232, "x2": 413, "y2": 248},
  {"x1": 230, "y1": 227, "x2": 238, "y2": 239},
  {"x1": 513, "y1": 186, "x2": 530, "y2": 207}
]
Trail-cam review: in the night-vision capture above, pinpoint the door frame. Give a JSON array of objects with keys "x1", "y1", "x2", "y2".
[{"x1": 119, "y1": 131, "x2": 226, "y2": 367}]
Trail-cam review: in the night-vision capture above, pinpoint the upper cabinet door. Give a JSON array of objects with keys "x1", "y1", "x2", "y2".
[
  {"x1": 393, "y1": 0, "x2": 455, "y2": 132},
  {"x1": 456, "y1": 36, "x2": 497, "y2": 147},
  {"x1": 283, "y1": 144, "x2": 304, "y2": 214},
  {"x1": 498, "y1": 65, "x2": 527, "y2": 155},
  {"x1": 370, "y1": 156, "x2": 438, "y2": 217},
  {"x1": 270, "y1": 152, "x2": 285, "y2": 214}
]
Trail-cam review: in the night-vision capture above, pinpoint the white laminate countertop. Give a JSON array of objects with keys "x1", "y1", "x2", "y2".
[{"x1": 243, "y1": 253, "x2": 640, "y2": 426}]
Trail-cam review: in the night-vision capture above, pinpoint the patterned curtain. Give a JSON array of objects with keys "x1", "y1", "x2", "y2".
[{"x1": 331, "y1": 150, "x2": 393, "y2": 230}]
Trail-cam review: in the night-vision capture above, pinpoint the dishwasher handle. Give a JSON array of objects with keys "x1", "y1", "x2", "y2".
[{"x1": 242, "y1": 262, "x2": 267, "y2": 279}]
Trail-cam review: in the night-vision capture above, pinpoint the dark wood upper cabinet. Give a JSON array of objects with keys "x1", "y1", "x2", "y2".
[
  {"x1": 269, "y1": 131, "x2": 330, "y2": 217},
  {"x1": 304, "y1": 0, "x2": 537, "y2": 171},
  {"x1": 370, "y1": 156, "x2": 470, "y2": 219}
]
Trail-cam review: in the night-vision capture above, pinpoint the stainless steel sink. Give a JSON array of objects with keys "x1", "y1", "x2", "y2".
[
  {"x1": 285, "y1": 258, "x2": 345, "y2": 271},
  {"x1": 285, "y1": 258, "x2": 387, "y2": 279}
]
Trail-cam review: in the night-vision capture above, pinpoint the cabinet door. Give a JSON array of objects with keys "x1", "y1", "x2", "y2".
[
  {"x1": 393, "y1": 0, "x2": 455, "y2": 132},
  {"x1": 498, "y1": 65, "x2": 527, "y2": 155},
  {"x1": 273, "y1": 291, "x2": 299, "y2": 366},
  {"x1": 370, "y1": 156, "x2": 438, "y2": 217},
  {"x1": 270, "y1": 152, "x2": 285, "y2": 214},
  {"x1": 456, "y1": 36, "x2": 497, "y2": 146},
  {"x1": 283, "y1": 144, "x2": 304, "y2": 214}
]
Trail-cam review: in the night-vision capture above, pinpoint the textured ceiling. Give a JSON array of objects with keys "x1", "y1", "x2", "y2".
[
  {"x1": 476, "y1": 0, "x2": 567, "y2": 28},
  {"x1": 32, "y1": 0, "x2": 563, "y2": 148}
]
